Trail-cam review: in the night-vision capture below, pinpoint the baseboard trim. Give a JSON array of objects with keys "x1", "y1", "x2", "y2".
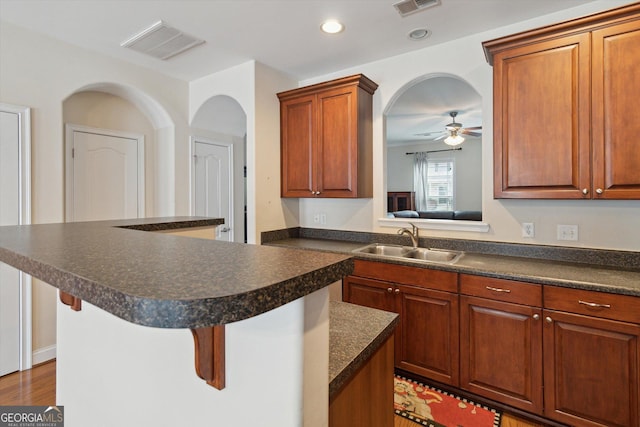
[{"x1": 32, "y1": 345, "x2": 56, "y2": 365}]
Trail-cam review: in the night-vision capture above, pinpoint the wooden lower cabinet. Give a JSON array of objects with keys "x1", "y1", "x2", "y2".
[
  {"x1": 329, "y1": 334, "x2": 395, "y2": 427},
  {"x1": 345, "y1": 262, "x2": 640, "y2": 427},
  {"x1": 343, "y1": 262, "x2": 459, "y2": 386},
  {"x1": 459, "y1": 275, "x2": 543, "y2": 413},
  {"x1": 460, "y1": 296, "x2": 543, "y2": 413},
  {"x1": 543, "y1": 286, "x2": 640, "y2": 427}
]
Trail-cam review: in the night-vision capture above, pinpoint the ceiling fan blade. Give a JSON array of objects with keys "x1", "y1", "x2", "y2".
[
  {"x1": 414, "y1": 131, "x2": 443, "y2": 136},
  {"x1": 462, "y1": 131, "x2": 482, "y2": 137},
  {"x1": 463, "y1": 126, "x2": 482, "y2": 130}
]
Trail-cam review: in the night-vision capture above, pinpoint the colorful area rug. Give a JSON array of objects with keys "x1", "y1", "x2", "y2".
[{"x1": 394, "y1": 375, "x2": 501, "y2": 427}]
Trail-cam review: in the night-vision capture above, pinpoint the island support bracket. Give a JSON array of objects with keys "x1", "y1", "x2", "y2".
[
  {"x1": 59, "y1": 290, "x2": 226, "y2": 390},
  {"x1": 190, "y1": 325, "x2": 226, "y2": 390}
]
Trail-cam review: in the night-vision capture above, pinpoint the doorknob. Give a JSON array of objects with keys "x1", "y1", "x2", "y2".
[{"x1": 218, "y1": 226, "x2": 230, "y2": 233}]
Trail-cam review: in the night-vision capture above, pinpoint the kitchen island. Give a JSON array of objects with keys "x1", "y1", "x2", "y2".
[{"x1": 0, "y1": 217, "x2": 359, "y2": 427}]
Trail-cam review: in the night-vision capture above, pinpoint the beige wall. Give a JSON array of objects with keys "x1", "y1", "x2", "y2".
[
  {"x1": 63, "y1": 91, "x2": 157, "y2": 214},
  {"x1": 297, "y1": 0, "x2": 640, "y2": 251},
  {"x1": 0, "y1": 21, "x2": 188, "y2": 361}
]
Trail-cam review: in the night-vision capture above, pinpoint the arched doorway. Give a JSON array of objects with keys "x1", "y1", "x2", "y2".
[{"x1": 191, "y1": 95, "x2": 247, "y2": 243}]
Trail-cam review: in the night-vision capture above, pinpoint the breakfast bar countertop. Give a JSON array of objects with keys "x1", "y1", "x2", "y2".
[{"x1": 0, "y1": 217, "x2": 354, "y2": 329}]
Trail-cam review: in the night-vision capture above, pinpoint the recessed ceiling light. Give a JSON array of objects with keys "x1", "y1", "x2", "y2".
[
  {"x1": 408, "y1": 28, "x2": 431, "y2": 41},
  {"x1": 321, "y1": 20, "x2": 344, "y2": 34}
]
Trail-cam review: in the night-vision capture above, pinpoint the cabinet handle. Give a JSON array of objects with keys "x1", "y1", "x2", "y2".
[
  {"x1": 545, "y1": 316, "x2": 553, "y2": 323},
  {"x1": 578, "y1": 300, "x2": 611, "y2": 309},
  {"x1": 582, "y1": 188, "x2": 589, "y2": 195},
  {"x1": 316, "y1": 191, "x2": 321, "y2": 195},
  {"x1": 486, "y1": 286, "x2": 511, "y2": 293},
  {"x1": 533, "y1": 314, "x2": 540, "y2": 320},
  {"x1": 595, "y1": 188, "x2": 603, "y2": 195},
  {"x1": 387, "y1": 287, "x2": 393, "y2": 293},
  {"x1": 394, "y1": 288, "x2": 400, "y2": 294}
]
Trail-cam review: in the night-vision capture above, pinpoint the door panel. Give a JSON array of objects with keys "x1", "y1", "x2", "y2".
[
  {"x1": 193, "y1": 140, "x2": 232, "y2": 242},
  {"x1": 460, "y1": 296, "x2": 543, "y2": 413},
  {"x1": 397, "y1": 285, "x2": 459, "y2": 386},
  {"x1": 543, "y1": 310, "x2": 640, "y2": 427},
  {"x1": 0, "y1": 110, "x2": 21, "y2": 376},
  {"x1": 70, "y1": 129, "x2": 141, "y2": 221},
  {"x1": 592, "y1": 19, "x2": 640, "y2": 199}
]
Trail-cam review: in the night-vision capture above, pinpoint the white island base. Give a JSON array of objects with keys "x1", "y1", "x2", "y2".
[{"x1": 57, "y1": 287, "x2": 330, "y2": 427}]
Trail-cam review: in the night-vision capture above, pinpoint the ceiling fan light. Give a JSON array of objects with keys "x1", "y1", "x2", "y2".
[{"x1": 444, "y1": 134, "x2": 464, "y2": 146}]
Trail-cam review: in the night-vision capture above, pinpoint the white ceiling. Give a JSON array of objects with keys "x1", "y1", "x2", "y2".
[
  {"x1": 0, "y1": 0, "x2": 605, "y2": 141},
  {"x1": 0, "y1": 0, "x2": 597, "y2": 82}
]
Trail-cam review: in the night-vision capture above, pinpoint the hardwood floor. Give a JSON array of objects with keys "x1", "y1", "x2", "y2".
[
  {"x1": 2, "y1": 361, "x2": 540, "y2": 426},
  {"x1": 0, "y1": 360, "x2": 56, "y2": 406}
]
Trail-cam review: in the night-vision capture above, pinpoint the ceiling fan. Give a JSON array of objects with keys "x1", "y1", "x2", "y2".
[{"x1": 415, "y1": 111, "x2": 482, "y2": 146}]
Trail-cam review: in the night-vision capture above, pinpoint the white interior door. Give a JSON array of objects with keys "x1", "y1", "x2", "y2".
[
  {"x1": 193, "y1": 139, "x2": 233, "y2": 241},
  {"x1": 0, "y1": 104, "x2": 31, "y2": 376},
  {"x1": 66, "y1": 125, "x2": 144, "y2": 222}
]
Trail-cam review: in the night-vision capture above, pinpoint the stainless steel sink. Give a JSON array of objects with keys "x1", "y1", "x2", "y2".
[
  {"x1": 353, "y1": 243, "x2": 412, "y2": 257},
  {"x1": 352, "y1": 243, "x2": 463, "y2": 264}
]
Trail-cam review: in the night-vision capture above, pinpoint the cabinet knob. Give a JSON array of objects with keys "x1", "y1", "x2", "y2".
[
  {"x1": 595, "y1": 188, "x2": 603, "y2": 195},
  {"x1": 387, "y1": 287, "x2": 393, "y2": 293},
  {"x1": 582, "y1": 188, "x2": 588, "y2": 195},
  {"x1": 533, "y1": 314, "x2": 540, "y2": 320},
  {"x1": 316, "y1": 191, "x2": 321, "y2": 195},
  {"x1": 545, "y1": 316, "x2": 553, "y2": 323},
  {"x1": 394, "y1": 288, "x2": 400, "y2": 294}
]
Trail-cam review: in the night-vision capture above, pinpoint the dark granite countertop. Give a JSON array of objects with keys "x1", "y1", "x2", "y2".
[
  {"x1": 329, "y1": 301, "x2": 398, "y2": 399},
  {"x1": 265, "y1": 236, "x2": 640, "y2": 297},
  {"x1": 0, "y1": 217, "x2": 353, "y2": 328}
]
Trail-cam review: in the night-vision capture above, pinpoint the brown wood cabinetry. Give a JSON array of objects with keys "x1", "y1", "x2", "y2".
[
  {"x1": 345, "y1": 258, "x2": 640, "y2": 426},
  {"x1": 344, "y1": 260, "x2": 459, "y2": 386},
  {"x1": 543, "y1": 286, "x2": 640, "y2": 427},
  {"x1": 459, "y1": 275, "x2": 543, "y2": 414},
  {"x1": 483, "y1": 4, "x2": 640, "y2": 199},
  {"x1": 278, "y1": 74, "x2": 378, "y2": 198}
]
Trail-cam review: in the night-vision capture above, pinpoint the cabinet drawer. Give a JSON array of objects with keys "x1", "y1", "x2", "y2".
[
  {"x1": 544, "y1": 286, "x2": 640, "y2": 324},
  {"x1": 353, "y1": 260, "x2": 457, "y2": 292},
  {"x1": 460, "y1": 274, "x2": 542, "y2": 306}
]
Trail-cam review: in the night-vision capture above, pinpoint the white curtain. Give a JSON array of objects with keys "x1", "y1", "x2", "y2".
[{"x1": 413, "y1": 152, "x2": 428, "y2": 211}]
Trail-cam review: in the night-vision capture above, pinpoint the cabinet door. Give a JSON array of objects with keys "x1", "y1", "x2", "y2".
[
  {"x1": 543, "y1": 309, "x2": 640, "y2": 427},
  {"x1": 460, "y1": 296, "x2": 543, "y2": 413},
  {"x1": 343, "y1": 276, "x2": 396, "y2": 313},
  {"x1": 592, "y1": 19, "x2": 640, "y2": 199},
  {"x1": 280, "y1": 94, "x2": 315, "y2": 197},
  {"x1": 492, "y1": 33, "x2": 591, "y2": 198},
  {"x1": 316, "y1": 86, "x2": 359, "y2": 197},
  {"x1": 396, "y1": 285, "x2": 459, "y2": 386}
]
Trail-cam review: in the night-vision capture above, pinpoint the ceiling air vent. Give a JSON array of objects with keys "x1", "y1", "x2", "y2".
[
  {"x1": 121, "y1": 21, "x2": 204, "y2": 60},
  {"x1": 393, "y1": 0, "x2": 441, "y2": 17}
]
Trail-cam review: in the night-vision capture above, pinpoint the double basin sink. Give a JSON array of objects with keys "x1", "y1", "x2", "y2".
[{"x1": 352, "y1": 243, "x2": 464, "y2": 264}]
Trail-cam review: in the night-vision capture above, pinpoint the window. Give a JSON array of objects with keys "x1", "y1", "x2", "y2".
[{"x1": 426, "y1": 159, "x2": 454, "y2": 211}]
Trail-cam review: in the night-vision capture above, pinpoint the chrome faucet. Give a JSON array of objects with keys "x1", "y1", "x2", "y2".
[{"x1": 398, "y1": 222, "x2": 419, "y2": 248}]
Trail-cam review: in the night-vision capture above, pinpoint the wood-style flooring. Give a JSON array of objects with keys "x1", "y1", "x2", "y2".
[
  {"x1": 0, "y1": 360, "x2": 56, "y2": 406},
  {"x1": 1, "y1": 361, "x2": 540, "y2": 426}
]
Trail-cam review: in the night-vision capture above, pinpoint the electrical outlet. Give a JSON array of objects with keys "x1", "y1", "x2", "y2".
[
  {"x1": 522, "y1": 223, "x2": 535, "y2": 238},
  {"x1": 557, "y1": 224, "x2": 578, "y2": 241},
  {"x1": 320, "y1": 213, "x2": 327, "y2": 225},
  {"x1": 313, "y1": 214, "x2": 320, "y2": 223}
]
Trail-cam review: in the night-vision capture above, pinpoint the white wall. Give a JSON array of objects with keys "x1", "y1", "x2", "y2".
[
  {"x1": 297, "y1": 0, "x2": 640, "y2": 251},
  {"x1": 0, "y1": 22, "x2": 189, "y2": 359},
  {"x1": 189, "y1": 61, "x2": 299, "y2": 243},
  {"x1": 387, "y1": 139, "x2": 482, "y2": 212}
]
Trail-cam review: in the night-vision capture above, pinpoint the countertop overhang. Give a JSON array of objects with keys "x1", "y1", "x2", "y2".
[{"x1": 0, "y1": 217, "x2": 354, "y2": 328}]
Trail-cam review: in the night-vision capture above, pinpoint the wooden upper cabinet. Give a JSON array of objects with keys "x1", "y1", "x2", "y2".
[
  {"x1": 592, "y1": 20, "x2": 640, "y2": 199},
  {"x1": 483, "y1": 3, "x2": 640, "y2": 199},
  {"x1": 278, "y1": 74, "x2": 377, "y2": 198}
]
